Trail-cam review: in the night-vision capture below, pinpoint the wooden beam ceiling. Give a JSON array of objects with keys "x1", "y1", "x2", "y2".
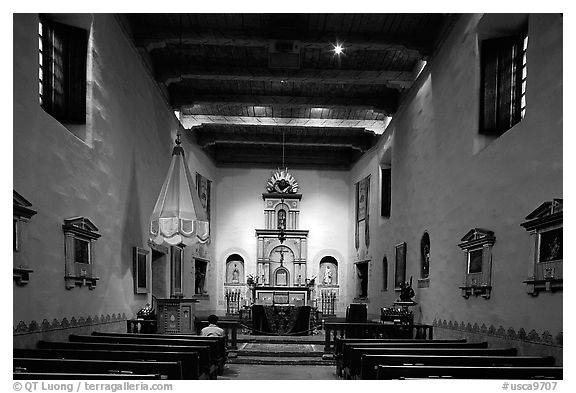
[
  {"x1": 123, "y1": 13, "x2": 454, "y2": 167},
  {"x1": 159, "y1": 66, "x2": 413, "y2": 88}
]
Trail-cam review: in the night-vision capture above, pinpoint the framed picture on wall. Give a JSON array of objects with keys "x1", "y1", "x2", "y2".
[
  {"x1": 394, "y1": 242, "x2": 407, "y2": 289},
  {"x1": 133, "y1": 247, "x2": 150, "y2": 294},
  {"x1": 357, "y1": 177, "x2": 368, "y2": 221}
]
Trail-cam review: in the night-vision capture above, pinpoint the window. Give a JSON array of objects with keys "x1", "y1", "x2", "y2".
[
  {"x1": 480, "y1": 32, "x2": 527, "y2": 135},
  {"x1": 458, "y1": 228, "x2": 495, "y2": 299},
  {"x1": 521, "y1": 199, "x2": 563, "y2": 295},
  {"x1": 171, "y1": 246, "x2": 184, "y2": 297},
  {"x1": 380, "y1": 166, "x2": 391, "y2": 217},
  {"x1": 382, "y1": 256, "x2": 388, "y2": 291},
  {"x1": 63, "y1": 217, "x2": 100, "y2": 289},
  {"x1": 133, "y1": 247, "x2": 150, "y2": 294},
  {"x1": 39, "y1": 16, "x2": 87, "y2": 124}
]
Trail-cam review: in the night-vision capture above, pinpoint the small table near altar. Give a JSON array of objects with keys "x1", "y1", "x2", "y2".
[{"x1": 251, "y1": 286, "x2": 313, "y2": 335}]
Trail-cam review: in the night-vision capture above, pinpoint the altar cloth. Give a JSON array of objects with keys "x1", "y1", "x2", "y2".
[{"x1": 251, "y1": 305, "x2": 311, "y2": 335}]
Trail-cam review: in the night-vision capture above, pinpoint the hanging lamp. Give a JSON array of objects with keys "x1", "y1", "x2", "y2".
[{"x1": 149, "y1": 131, "x2": 209, "y2": 245}]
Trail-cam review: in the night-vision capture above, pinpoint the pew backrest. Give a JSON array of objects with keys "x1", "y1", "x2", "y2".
[
  {"x1": 14, "y1": 358, "x2": 182, "y2": 380},
  {"x1": 69, "y1": 334, "x2": 219, "y2": 362},
  {"x1": 13, "y1": 372, "x2": 161, "y2": 380},
  {"x1": 360, "y1": 355, "x2": 557, "y2": 380},
  {"x1": 37, "y1": 341, "x2": 212, "y2": 378},
  {"x1": 14, "y1": 348, "x2": 200, "y2": 380},
  {"x1": 91, "y1": 331, "x2": 226, "y2": 359},
  {"x1": 376, "y1": 365, "x2": 563, "y2": 380},
  {"x1": 335, "y1": 338, "x2": 467, "y2": 357},
  {"x1": 342, "y1": 341, "x2": 489, "y2": 365},
  {"x1": 344, "y1": 347, "x2": 518, "y2": 377}
]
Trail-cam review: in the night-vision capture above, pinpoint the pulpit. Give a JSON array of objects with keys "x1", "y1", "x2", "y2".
[{"x1": 156, "y1": 298, "x2": 198, "y2": 334}]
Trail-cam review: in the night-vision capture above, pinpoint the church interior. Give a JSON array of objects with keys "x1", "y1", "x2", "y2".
[{"x1": 13, "y1": 13, "x2": 563, "y2": 381}]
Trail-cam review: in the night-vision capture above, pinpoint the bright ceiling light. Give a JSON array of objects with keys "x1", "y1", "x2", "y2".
[{"x1": 333, "y1": 43, "x2": 344, "y2": 55}]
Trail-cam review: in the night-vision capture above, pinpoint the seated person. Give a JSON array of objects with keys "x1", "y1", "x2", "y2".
[{"x1": 200, "y1": 314, "x2": 225, "y2": 337}]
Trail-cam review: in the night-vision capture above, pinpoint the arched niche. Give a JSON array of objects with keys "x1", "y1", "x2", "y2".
[
  {"x1": 273, "y1": 266, "x2": 290, "y2": 286},
  {"x1": 226, "y1": 254, "x2": 244, "y2": 284},
  {"x1": 319, "y1": 256, "x2": 338, "y2": 286},
  {"x1": 418, "y1": 232, "x2": 431, "y2": 288}
]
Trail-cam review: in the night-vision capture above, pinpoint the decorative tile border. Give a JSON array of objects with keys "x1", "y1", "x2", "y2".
[
  {"x1": 432, "y1": 318, "x2": 562, "y2": 347},
  {"x1": 14, "y1": 313, "x2": 127, "y2": 335}
]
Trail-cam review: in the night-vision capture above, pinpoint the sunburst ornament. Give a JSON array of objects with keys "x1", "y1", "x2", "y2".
[{"x1": 266, "y1": 168, "x2": 299, "y2": 194}]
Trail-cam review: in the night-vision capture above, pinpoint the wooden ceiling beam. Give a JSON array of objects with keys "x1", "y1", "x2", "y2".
[
  {"x1": 159, "y1": 66, "x2": 413, "y2": 88},
  {"x1": 134, "y1": 29, "x2": 430, "y2": 57},
  {"x1": 180, "y1": 115, "x2": 390, "y2": 134},
  {"x1": 172, "y1": 93, "x2": 397, "y2": 113}
]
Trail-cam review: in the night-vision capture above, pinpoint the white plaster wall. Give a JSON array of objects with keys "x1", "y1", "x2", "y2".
[
  {"x1": 349, "y1": 14, "x2": 562, "y2": 339},
  {"x1": 212, "y1": 167, "x2": 351, "y2": 313},
  {"x1": 13, "y1": 14, "x2": 215, "y2": 328}
]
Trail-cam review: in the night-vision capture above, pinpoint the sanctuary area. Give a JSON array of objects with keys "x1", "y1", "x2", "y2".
[{"x1": 13, "y1": 13, "x2": 562, "y2": 381}]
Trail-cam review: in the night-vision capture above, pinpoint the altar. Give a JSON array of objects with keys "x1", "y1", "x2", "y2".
[{"x1": 251, "y1": 305, "x2": 311, "y2": 335}]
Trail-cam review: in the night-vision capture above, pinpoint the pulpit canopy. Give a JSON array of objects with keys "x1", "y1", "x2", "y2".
[{"x1": 150, "y1": 134, "x2": 209, "y2": 245}]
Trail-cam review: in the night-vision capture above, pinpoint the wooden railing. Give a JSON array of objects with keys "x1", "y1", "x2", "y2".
[
  {"x1": 324, "y1": 322, "x2": 433, "y2": 352},
  {"x1": 194, "y1": 319, "x2": 239, "y2": 350}
]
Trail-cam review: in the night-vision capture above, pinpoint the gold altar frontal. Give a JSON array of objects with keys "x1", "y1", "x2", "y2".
[{"x1": 252, "y1": 286, "x2": 311, "y2": 306}]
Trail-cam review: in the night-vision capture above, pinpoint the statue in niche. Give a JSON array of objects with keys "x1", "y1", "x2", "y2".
[
  {"x1": 357, "y1": 264, "x2": 368, "y2": 298},
  {"x1": 232, "y1": 264, "x2": 239, "y2": 283},
  {"x1": 278, "y1": 209, "x2": 286, "y2": 230},
  {"x1": 423, "y1": 244, "x2": 430, "y2": 277},
  {"x1": 323, "y1": 265, "x2": 333, "y2": 285},
  {"x1": 195, "y1": 269, "x2": 206, "y2": 294}
]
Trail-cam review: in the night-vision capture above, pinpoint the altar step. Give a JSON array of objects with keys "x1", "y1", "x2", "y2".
[
  {"x1": 229, "y1": 341, "x2": 335, "y2": 366},
  {"x1": 230, "y1": 356, "x2": 334, "y2": 365},
  {"x1": 238, "y1": 337, "x2": 325, "y2": 345}
]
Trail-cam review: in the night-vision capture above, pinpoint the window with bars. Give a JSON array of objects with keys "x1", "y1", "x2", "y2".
[
  {"x1": 479, "y1": 33, "x2": 528, "y2": 135},
  {"x1": 38, "y1": 17, "x2": 87, "y2": 124}
]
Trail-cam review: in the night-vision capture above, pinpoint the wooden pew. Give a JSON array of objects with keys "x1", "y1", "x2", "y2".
[
  {"x1": 324, "y1": 322, "x2": 434, "y2": 351},
  {"x1": 194, "y1": 319, "x2": 239, "y2": 350},
  {"x1": 344, "y1": 347, "x2": 516, "y2": 378},
  {"x1": 360, "y1": 355, "x2": 557, "y2": 380},
  {"x1": 37, "y1": 341, "x2": 214, "y2": 379},
  {"x1": 91, "y1": 331, "x2": 226, "y2": 367},
  {"x1": 14, "y1": 348, "x2": 200, "y2": 380},
  {"x1": 334, "y1": 338, "x2": 466, "y2": 359},
  {"x1": 339, "y1": 341, "x2": 489, "y2": 376},
  {"x1": 376, "y1": 365, "x2": 563, "y2": 380},
  {"x1": 14, "y1": 358, "x2": 182, "y2": 380},
  {"x1": 14, "y1": 372, "x2": 161, "y2": 379},
  {"x1": 68, "y1": 334, "x2": 222, "y2": 376}
]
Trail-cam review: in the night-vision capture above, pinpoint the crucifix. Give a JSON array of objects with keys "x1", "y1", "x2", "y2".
[{"x1": 275, "y1": 246, "x2": 289, "y2": 266}]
